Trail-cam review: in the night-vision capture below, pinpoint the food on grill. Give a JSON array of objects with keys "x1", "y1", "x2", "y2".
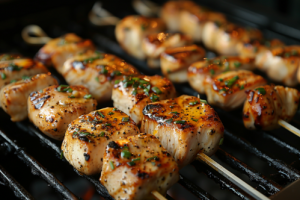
[
  {"x1": 35, "y1": 33, "x2": 95, "y2": 74},
  {"x1": 112, "y1": 75, "x2": 176, "y2": 125},
  {"x1": 141, "y1": 95, "x2": 224, "y2": 168},
  {"x1": 0, "y1": 58, "x2": 48, "y2": 89},
  {"x1": 161, "y1": 0, "x2": 198, "y2": 32},
  {"x1": 62, "y1": 51, "x2": 139, "y2": 103},
  {"x1": 0, "y1": 73, "x2": 57, "y2": 122},
  {"x1": 142, "y1": 32, "x2": 192, "y2": 68},
  {"x1": 0, "y1": 53, "x2": 23, "y2": 61},
  {"x1": 202, "y1": 20, "x2": 227, "y2": 50},
  {"x1": 115, "y1": 15, "x2": 166, "y2": 60},
  {"x1": 243, "y1": 85, "x2": 300, "y2": 130},
  {"x1": 187, "y1": 56, "x2": 255, "y2": 94},
  {"x1": 100, "y1": 133, "x2": 179, "y2": 200},
  {"x1": 160, "y1": 45, "x2": 206, "y2": 83},
  {"x1": 28, "y1": 85, "x2": 97, "y2": 140},
  {"x1": 62, "y1": 107, "x2": 140, "y2": 175},
  {"x1": 205, "y1": 70, "x2": 267, "y2": 110}
]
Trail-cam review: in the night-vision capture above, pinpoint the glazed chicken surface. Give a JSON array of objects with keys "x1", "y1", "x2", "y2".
[
  {"x1": 62, "y1": 51, "x2": 139, "y2": 103},
  {"x1": 141, "y1": 95, "x2": 224, "y2": 168},
  {"x1": 112, "y1": 75, "x2": 176, "y2": 126},
  {"x1": 100, "y1": 133, "x2": 179, "y2": 200},
  {"x1": 243, "y1": 85, "x2": 300, "y2": 130},
  {"x1": 205, "y1": 70, "x2": 267, "y2": 110},
  {"x1": 188, "y1": 56, "x2": 255, "y2": 94},
  {"x1": 62, "y1": 107, "x2": 140, "y2": 175},
  {"x1": 0, "y1": 73, "x2": 57, "y2": 122},
  {"x1": 28, "y1": 85, "x2": 97, "y2": 140}
]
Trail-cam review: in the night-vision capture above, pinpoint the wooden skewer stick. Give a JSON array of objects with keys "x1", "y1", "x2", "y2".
[
  {"x1": 278, "y1": 119, "x2": 300, "y2": 138},
  {"x1": 151, "y1": 190, "x2": 167, "y2": 200},
  {"x1": 197, "y1": 152, "x2": 269, "y2": 200}
]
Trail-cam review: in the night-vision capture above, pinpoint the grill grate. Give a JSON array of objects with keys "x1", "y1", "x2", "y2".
[{"x1": 1, "y1": 0, "x2": 300, "y2": 199}]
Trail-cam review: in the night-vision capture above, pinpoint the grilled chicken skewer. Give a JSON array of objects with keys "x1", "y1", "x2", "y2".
[
  {"x1": 62, "y1": 51, "x2": 139, "y2": 103},
  {"x1": 115, "y1": 15, "x2": 166, "y2": 60},
  {"x1": 160, "y1": 44, "x2": 206, "y2": 83},
  {"x1": 243, "y1": 85, "x2": 300, "y2": 135},
  {"x1": 35, "y1": 33, "x2": 95, "y2": 74},
  {"x1": 28, "y1": 85, "x2": 97, "y2": 140},
  {"x1": 62, "y1": 107, "x2": 140, "y2": 175},
  {"x1": 142, "y1": 32, "x2": 192, "y2": 68},
  {"x1": 0, "y1": 73, "x2": 57, "y2": 121},
  {"x1": 100, "y1": 133, "x2": 179, "y2": 200},
  {"x1": 205, "y1": 70, "x2": 267, "y2": 110},
  {"x1": 112, "y1": 75, "x2": 176, "y2": 125},
  {"x1": 187, "y1": 56, "x2": 255, "y2": 94},
  {"x1": 141, "y1": 95, "x2": 224, "y2": 168}
]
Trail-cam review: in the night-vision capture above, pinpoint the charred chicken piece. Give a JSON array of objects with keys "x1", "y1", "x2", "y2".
[
  {"x1": 100, "y1": 133, "x2": 179, "y2": 200},
  {"x1": 205, "y1": 70, "x2": 267, "y2": 110},
  {"x1": 35, "y1": 33, "x2": 95, "y2": 74},
  {"x1": 115, "y1": 15, "x2": 166, "y2": 60},
  {"x1": 188, "y1": 56, "x2": 255, "y2": 94},
  {"x1": 0, "y1": 73, "x2": 57, "y2": 122},
  {"x1": 28, "y1": 85, "x2": 97, "y2": 140},
  {"x1": 62, "y1": 107, "x2": 139, "y2": 175},
  {"x1": 161, "y1": 45, "x2": 206, "y2": 83},
  {"x1": 62, "y1": 51, "x2": 139, "y2": 103},
  {"x1": 243, "y1": 85, "x2": 300, "y2": 130},
  {"x1": 141, "y1": 95, "x2": 224, "y2": 168},
  {"x1": 112, "y1": 75, "x2": 176, "y2": 126}
]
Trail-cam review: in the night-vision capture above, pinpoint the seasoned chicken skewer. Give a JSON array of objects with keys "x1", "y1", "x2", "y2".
[
  {"x1": 100, "y1": 133, "x2": 179, "y2": 200},
  {"x1": 62, "y1": 107, "x2": 140, "y2": 175},
  {"x1": 243, "y1": 85, "x2": 300, "y2": 133},
  {"x1": 28, "y1": 85, "x2": 97, "y2": 140},
  {"x1": 62, "y1": 51, "x2": 139, "y2": 103},
  {"x1": 112, "y1": 75, "x2": 176, "y2": 125},
  {"x1": 187, "y1": 56, "x2": 255, "y2": 94},
  {"x1": 35, "y1": 33, "x2": 95, "y2": 74},
  {"x1": 0, "y1": 73, "x2": 57, "y2": 121}
]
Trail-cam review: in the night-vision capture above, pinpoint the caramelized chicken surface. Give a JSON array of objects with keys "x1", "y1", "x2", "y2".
[
  {"x1": 205, "y1": 70, "x2": 267, "y2": 110},
  {"x1": 141, "y1": 95, "x2": 224, "y2": 168},
  {"x1": 161, "y1": 45, "x2": 206, "y2": 83},
  {"x1": 112, "y1": 75, "x2": 176, "y2": 126},
  {"x1": 188, "y1": 56, "x2": 255, "y2": 94},
  {"x1": 0, "y1": 58, "x2": 48, "y2": 89},
  {"x1": 243, "y1": 85, "x2": 300, "y2": 130},
  {"x1": 62, "y1": 107, "x2": 139, "y2": 175},
  {"x1": 62, "y1": 51, "x2": 139, "y2": 103},
  {"x1": 142, "y1": 32, "x2": 192, "y2": 68},
  {"x1": 115, "y1": 15, "x2": 166, "y2": 60},
  {"x1": 0, "y1": 53, "x2": 23, "y2": 61},
  {"x1": 35, "y1": 33, "x2": 95, "y2": 74},
  {"x1": 0, "y1": 73, "x2": 57, "y2": 122},
  {"x1": 28, "y1": 85, "x2": 97, "y2": 140},
  {"x1": 100, "y1": 133, "x2": 179, "y2": 200}
]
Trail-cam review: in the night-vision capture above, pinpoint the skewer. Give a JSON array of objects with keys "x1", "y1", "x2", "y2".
[
  {"x1": 197, "y1": 152, "x2": 270, "y2": 200},
  {"x1": 151, "y1": 190, "x2": 167, "y2": 200},
  {"x1": 278, "y1": 119, "x2": 300, "y2": 138}
]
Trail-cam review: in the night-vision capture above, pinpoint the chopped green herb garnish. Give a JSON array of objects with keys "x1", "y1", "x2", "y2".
[
  {"x1": 115, "y1": 80, "x2": 120, "y2": 84},
  {"x1": 200, "y1": 99, "x2": 207, "y2": 104},
  {"x1": 171, "y1": 111, "x2": 178, "y2": 114},
  {"x1": 82, "y1": 55, "x2": 103, "y2": 64},
  {"x1": 152, "y1": 87, "x2": 162, "y2": 94},
  {"x1": 219, "y1": 88, "x2": 227, "y2": 93},
  {"x1": 98, "y1": 112, "x2": 105, "y2": 118},
  {"x1": 189, "y1": 101, "x2": 198, "y2": 105},
  {"x1": 141, "y1": 24, "x2": 147, "y2": 30},
  {"x1": 224, "y1": 62, "x2": 229, "y2": 70},
  {"x1": 253, "y1": 46, "x2": 258, "y2": 52},
  {"x1": 132, "y1": 77, "x2": 140, "y2": 81},
  {"x1": 105, "y1": 123, "x2": 111, "y2": 126},
  {"x1": 127, "y1": 161, "x2": 136, "y2": 166},
  {"x1": 218, "y1": 78, "x2": 223, "y2": 82},
  {"x1": 60, "y1": 151, "x2": 64, "y2": 159},
  {"x1": 121, "y1": 150, "x2": 131, "y2": 159},
  {"x1": 255, "y1": 87, "x2": 266, "y2": 95},
  {"x1": 1, "y1": 73, "x2": 6, "y2": 80},
  {"x1": 100, "y1": 66, "x2": 108, "y2": 74},
  {"x1": 111, "y1": 70, "x2": 122, "y2": 76},
  {"x1": 234, "y1": 62, "x2": 241, "y2": 68},
  {"x1": 165, "y1": 118, "x2": 173, "y2": 123},
  {"x1": 124, "y1": 81, "x2": 134, "y2": 88},
  {"x1": 210, "y1": 69, "x2": 215, "y2": 75},
  {"x1": 132, "y1": 157, "x2": 140, "y2": 162},
  {"x1": 191, "y1": 118, "x2": 198, "y2": 122},
  {"x1": 99, "y1": 132, "x2": 105, "y2": 137},
  {"x1": 113, "y1": 108, "x2": 118, "y2": 111},
  {"x1": 219, "y1": 138, "x2": 224, "y2": 145},
  {"x1": 284, "y1": 52, "x2": 290, "y2": 58},
  {"x1": 150, "y1": 94, "x2": 159, "y2": 102},
  {"x1": 22, "y1": 75, "x2": 31, "y2": 80},
  {"x1": 95, "y1": 77, "x2": 99, "y2": 82},
  {"x1": 146, "y1": 156, "x2": 158, "y2": 161},
  {"x1": 122, "y1": 117, "x2": 129, "y2": 122},
  {"x1": 240, "y1": 85, "x2": 245, "y2": 90},
  {"x1": 174, "y1": 120, "x2": 185, "y2": 124},
  {"x1": 39, "y1": 90, "x2": 43, "y2": 93},
  {"x1": 224, "y1": 76, "x2": 239, "y2": 88},
  {"x1": 291, "y1": 50, "x2": 298, "y2": 56},
  {"x1": 84, "y1": 94, "x2": 92, "y2": 99},
  {"x1": 68, "y1": 95, "x2": 75, "y2": 98},
  {"x1": 132, "y1": 89, "x2": 137, "y2": 96},
  {"x1": 57, "y1": 85, "x2": 69, "y2": 92},
  {"x1": 108, "y1": 112, "x2": 114, "y2": 115},
  {"x1": 10, "y1": 79, "x2": 17, "y2": 83},
  {"x1": 7, "y1": 63, "x2": 23, "y2": 71},
  {"x1": 139, "y1": 79, "x2": 149, "y2": 84},
  {"x1": 109, "y1": 161, "x2": 115, "y2": 170}
]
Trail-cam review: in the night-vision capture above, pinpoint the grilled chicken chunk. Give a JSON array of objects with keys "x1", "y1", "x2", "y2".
[
  {"x1": 160, "y1": 0, "x2": 198, "y2": 32},
  {"x1": 141, "y1": 95, "x2": 224, "y2": 168},
  {"x1": 202, "y1": 20, "x2": 227, "y2": 50},
  {"x1": 0, "y1": 58, "x2": 48, "y2": 89},
  {"x1": 112, "y1": 75, "x2": 176, "y2": 125},
  {"x1": 35, "y1": 33, "x2": 95, "y2": 74},
  {"x1": 100, "y1": 133, "x2": 179, "y2": 200},
  {"x1": 142, "y1": 32, "x2": 192, "y2": 68},
  {"x1": 62, "y1": 107, "x2": 139, "y2": 175},
  {"x1": 115, "y1": 15, "x2": 166, "y2": 60},
  {"x1": 62, "y1": 51, "x2": 139, "y2": 103},
  {"x1": 0, "y1": 53, "x2": 23, "y2": 61},
  {"x1": 0, "y1": 73, "x2": 57, "y2": 122},
  {"x1": 161, "y1": 45, "x2": 206, "y2": 83},
  {"x1": 243, "y1": 85, "x2": 300, "y2": 130},
  {"x1": 205, "y1": 70, "x2": 267, "y2": 110},
  {"x1": 28, "y1": 85, "x2": 97, "y2": 140},
  {"x1": 188, "y1": 56, "x2": 255, "y2": 94}
]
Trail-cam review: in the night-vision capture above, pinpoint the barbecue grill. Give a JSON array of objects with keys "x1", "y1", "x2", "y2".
[{"x1": 1, "y1": 0, "x2": 300, "y2": 199}]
